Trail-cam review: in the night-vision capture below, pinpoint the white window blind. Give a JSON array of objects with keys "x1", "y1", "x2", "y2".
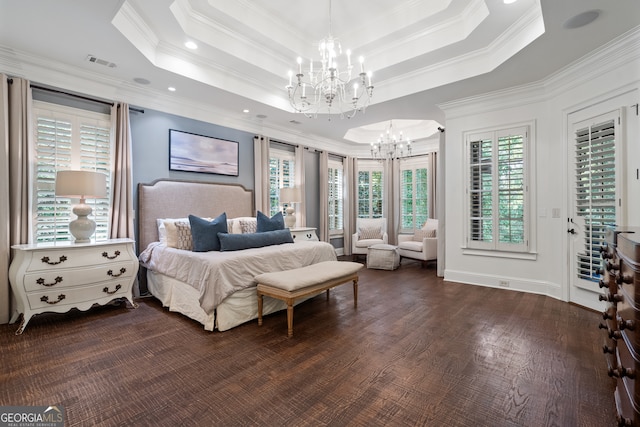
[
  {"x1": 400, "y1": 159, "x2": 428, "y2": 232},
  {"x1": 466, "y1": 126, "x2": 528, "y2": 252},
  {"x1": 269, "y1": 148, "x2": 295, "y2": 217},
  {"x1": 34, "y1": 102, "x2": 112, "y2": 243},
  {"x1": 328, "y1": 159, "x2": 344, "y2": 233},
  {"x1": 575, "y1": 119, "x2": 616, "y2": 281},
  {"x1": 357, "y1": 162, "x2": 383, "y2": 218}
]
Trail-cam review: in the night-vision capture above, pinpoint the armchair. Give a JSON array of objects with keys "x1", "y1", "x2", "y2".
[
  {"x1": 352, "y1": 218, "x2": 388, "y2": 260},
  {"x1": 397, "y1": 219, "x2": 438, "y2": 266}
]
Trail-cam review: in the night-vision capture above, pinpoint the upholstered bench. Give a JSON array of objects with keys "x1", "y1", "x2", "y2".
[{"x1": 255, "y1": 261, "x2": 363, "y2": 337}]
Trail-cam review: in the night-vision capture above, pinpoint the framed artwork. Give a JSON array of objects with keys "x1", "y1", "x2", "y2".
[{"x1": 169, "y1": 129, "x2": 239, "y2": 176}]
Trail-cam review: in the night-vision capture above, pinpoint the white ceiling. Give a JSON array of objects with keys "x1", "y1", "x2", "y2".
[{"x1": 0, "y1": 0, "x2": 639, "y2": 154}]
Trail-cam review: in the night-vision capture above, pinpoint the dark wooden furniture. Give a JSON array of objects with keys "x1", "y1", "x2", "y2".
[{"x1": 601, "y1": 227, "x2": 640, "y2": 426}]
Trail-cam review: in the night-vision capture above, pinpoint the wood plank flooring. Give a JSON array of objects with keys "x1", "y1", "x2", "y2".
[{"x1": 0, "y1": 260, "x2": 616, "y2": 426}]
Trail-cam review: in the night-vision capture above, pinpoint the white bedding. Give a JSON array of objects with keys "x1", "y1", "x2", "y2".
[{"x1": 139, "y1": 240, "x2": 337, "y2": 316}]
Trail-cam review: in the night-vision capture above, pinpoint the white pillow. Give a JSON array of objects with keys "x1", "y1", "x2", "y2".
[
  {"x1": 421, "y1": 219, "x2": 438, "y2": 233},
  {"x1": 157, "y1": 217, "x2": 188, "y2": 244},
  {"x1": 229, "y1": 217, "x2": 257, "y2": 234}
]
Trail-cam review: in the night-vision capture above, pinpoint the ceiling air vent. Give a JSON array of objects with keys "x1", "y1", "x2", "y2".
[
  {"x1": 85, "y1": 54, "x2": 117, "y2": 68},
  {"x1": 289, "y1": 120, "x2": 302, "y2": 125}
]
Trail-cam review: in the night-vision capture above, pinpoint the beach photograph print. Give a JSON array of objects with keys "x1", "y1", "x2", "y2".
[{"x1": 169, "y1": 129, "x2": 239, "y2": 176}]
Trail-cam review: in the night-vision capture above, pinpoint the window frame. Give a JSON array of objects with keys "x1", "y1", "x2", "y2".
[
  {"x1": 357, "y1": 160, "x2": 384, "y2": 219},
  {"x1": 269, "y1": 147, "x2": 296, "y2": 217},
  {"x1": 399, "y1": 157, "x2": 429, "y2": 233},
  {"x1": 327, "y1": 158, "x2": 344, "y2": 236},
  {"x1": 32, "y1": 101, "x2": 112, "y2": 243},
  {"x1": 464, "y1": 123, "x2": 533, "y2": 255}
]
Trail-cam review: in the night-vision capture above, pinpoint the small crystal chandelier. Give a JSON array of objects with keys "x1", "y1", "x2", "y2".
[
  {"x1": 371, "y1": 121, "x2": 412, "y2": 161},
  {"x1": 286, "y1": 0, "x2": 373, "y2": 119}
]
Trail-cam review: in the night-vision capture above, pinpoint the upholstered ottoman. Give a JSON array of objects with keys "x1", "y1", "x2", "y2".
[{"x1": 367, "y1": 243, "x2": 400, "y2": 270}]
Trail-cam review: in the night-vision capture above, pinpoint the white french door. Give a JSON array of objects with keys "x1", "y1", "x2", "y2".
[{"x1": 568, "y1": 110, "x2": 621, "y2": 306}]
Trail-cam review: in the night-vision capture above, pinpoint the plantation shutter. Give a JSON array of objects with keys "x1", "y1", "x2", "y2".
[
  {"x1": 328, "y1": 160, "x2": 344, "y2": 231},
  {"x1": 574, "y1": 119, "x2": 616, "y2": 281},
  {"x1": 467, "y1": 126, "x2": 528, "y2": 252},
  {"x1": 468, "y1": 134, "x2": 494, "y2": 249},
  {"x1": 269, "y1": 149, "x2": 295, "y2": 217},
  {"x1": 400, "y1": 159, "x2": 429, "y2": 231},
  {"x1": 34, "y1": 103, "x2": 112, "y2": 243}
]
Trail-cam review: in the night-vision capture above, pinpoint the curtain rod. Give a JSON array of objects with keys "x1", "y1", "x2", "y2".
[{"x1": 30, "y1": 84, "x2": 144, "y2": 113}]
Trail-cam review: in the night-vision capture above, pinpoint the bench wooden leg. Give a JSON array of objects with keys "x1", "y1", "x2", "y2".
[
  {"x1": 257, "y1": 293, "x2": 264, "y2": 326},
  {"x1": 353, "y1": 277, "x2": 358, "y2": 308},
  {"x1": 286, "y1": 298, "x2": 294, "y2": 338}
]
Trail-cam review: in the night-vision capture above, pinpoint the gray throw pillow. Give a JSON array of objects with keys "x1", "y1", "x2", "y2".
[
  {"x1": 218, "y1": 229, "x2": 293, "y2": 251},
  {"x1": 189, "y1": 212, "x2": 228, "y2": 252},
  {"x1": 256, "y1": 211, "x2": 285, "y2": 232}
]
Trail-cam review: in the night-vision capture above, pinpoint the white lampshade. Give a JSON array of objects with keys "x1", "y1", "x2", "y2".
[
  {"x1": 279, "y1": 186, "x2": 301, "y2": 204},
  {"x1": 55, "y1": 170, "x2": 107, "y2": 243},
  {"x1": 55, "y1": 170, "x2": 107, "y2": 199}
]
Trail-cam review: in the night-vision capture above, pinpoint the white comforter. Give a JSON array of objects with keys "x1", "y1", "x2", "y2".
[{"x1": 139, "y1": 241, "x2": 337, "y2": 314}]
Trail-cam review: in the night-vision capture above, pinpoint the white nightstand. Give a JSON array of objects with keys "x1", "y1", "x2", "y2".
[
  {"x1": 289, "y1": 227, "x2": 319, "y2": 242},
  {"x1": 8, "y1": 238, "x2": 138, "y2": 334}
]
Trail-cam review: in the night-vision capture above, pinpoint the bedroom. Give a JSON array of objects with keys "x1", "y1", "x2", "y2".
[{"x1": 1, "y1": 0, "x2": 640, "y2": 425}]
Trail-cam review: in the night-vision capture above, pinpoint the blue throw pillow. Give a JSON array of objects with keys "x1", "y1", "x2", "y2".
[
  {"x1": 218, "y1": 229, "x2": 293, "y2": 252},
  {"x1": 189, "y1": 213, "x2": 228, "y2": 252},
  {"x1": 256, "y1": 211, "x2": 285, "y2": 232}
]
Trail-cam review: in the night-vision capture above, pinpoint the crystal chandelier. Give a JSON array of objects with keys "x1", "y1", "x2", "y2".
[
  {"x1": 371, "y1": 121, "x2": 412, "y2": 160},
  {"x1": 286, "y1": 0, "x2": 373, "y2": 119}
]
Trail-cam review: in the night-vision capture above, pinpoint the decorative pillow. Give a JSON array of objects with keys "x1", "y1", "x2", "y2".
[
  {"x1": 421, "y1": 219, "x2": 438, "y2": 233},
  {"x1": 189, "y1": 213, "x2": 228, "y2": 252},
  {"x1": 218, "y1": 229, "x2": 294, "y2": 252},
  {"x1": 173, "y1": 221, "x2": 194, "y2": 250},
  {"x1": 239, "y1": 218, "x2": 257, "y2": 234},
  {"x1": 256, "y1": 211, "x2": 285, "y2": 232},
  {"x1": 158, "y1": 217, "x2": 189, "y2": 245},
  {"x1": 359, "y1": 226, "x2": 383, "y2": 240},
  {"x1": 413, "y1": 228, "x2": 436, "y2": 241}
]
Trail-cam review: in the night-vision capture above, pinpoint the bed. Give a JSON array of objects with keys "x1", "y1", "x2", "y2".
[{"x1": 137, "y1": 179, "x2": 337, "y2": 331}]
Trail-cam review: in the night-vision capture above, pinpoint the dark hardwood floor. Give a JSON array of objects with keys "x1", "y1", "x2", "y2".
[{"x1": 0, "y1": 260, "x2": 616, "y2": 426}]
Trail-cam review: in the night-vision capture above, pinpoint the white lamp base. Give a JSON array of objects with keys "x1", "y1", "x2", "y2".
[
  {"x1": 69, "y1": 202, "x2": 96, "y2": 243},
  {"x1": 284, "y1": 206, "x2": 296, "y2": 229}
]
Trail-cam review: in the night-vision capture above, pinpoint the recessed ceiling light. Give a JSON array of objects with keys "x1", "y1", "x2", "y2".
[
  {"x1": 168, "y1": 87, "x2": 176, "y2": 92},
  {"x1": 243, "y1": 109, "x2": 250, "y2": 114},
  {"x1": 133, "y1": 77, "x2": 150, "y2": 85},
  {"x1": 563, "y1": 10, "x2": 601, "y2": 29},
  {"x1": 185, "y1": 41, "x2": 198, "y2": 50},
  {"x1": 503, "y1": 0, "x2": 517, "y2": 4}
]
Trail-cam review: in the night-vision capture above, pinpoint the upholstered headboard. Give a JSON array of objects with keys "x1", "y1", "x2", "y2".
[{"x1": 137, "y1": 179, "x2": 254, "y2": 251}]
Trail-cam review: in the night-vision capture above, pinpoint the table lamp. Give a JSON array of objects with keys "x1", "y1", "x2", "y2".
[
  {"x1": 55, "y1": 170, "x2": 107, "y2": 243},
  {"x1": 279, "y1": 186, "x2": 301, "y2": 229}
]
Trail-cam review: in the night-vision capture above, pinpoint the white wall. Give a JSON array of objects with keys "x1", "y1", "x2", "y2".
[{"x1": 439, "y1": 28, "x2": 640, "y2": 306}]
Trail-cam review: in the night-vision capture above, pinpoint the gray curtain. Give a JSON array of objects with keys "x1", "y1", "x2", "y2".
[
  {"x1": 436, "y1": 130, "x2": 446, "y2": 277},
  {"x1": 318, "y1": 151, "x2": 329, "y2": 242},
  {"x1": 385, "y1": 159, "x2": 400, "y2": 245},
  {"x1": 253, "y1": 135, "x2": 270, "y2": 214},
  {"x1": 0, "y1": 76, "x2": 33, "y2": 324},
  {"x1": 343, "y1": 156, "x2": 357, "y2": 255},
  {"x1": 109, "y1": 103, "x2": 135, "y2": 241},
  {"x1": 294, "y1": 145, "x2": 306, "y2": 227}
]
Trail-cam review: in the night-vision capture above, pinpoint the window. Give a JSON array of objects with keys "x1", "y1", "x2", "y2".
[
  {"x1": 328, "y1": 159, "x2": 344, "y2": 234},
  {"x1": 400, "y1": 159, "x2": 428, "y2": 232},
  {"x1": 269, "y1": 148, "x2": 295, "y2": 217},
  {"x1": 466, "y1": 126, "x2": 529, "y2": 252},
  {"x1": 33, "y1": 101, "x2": 112, "y2": 243},
  {"x1": 358, "y1": 162, "x2": 383, "y2": 218}
]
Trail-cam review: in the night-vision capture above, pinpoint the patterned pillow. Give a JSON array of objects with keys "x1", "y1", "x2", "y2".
[
  {"x1": 174, "y1": 221, "x2": 193, "y2": 250},
  {"x1": 413, "y1": 228, "x2": 436, "y2": 241},
  {"x1": 359, "y1": 226, "x2": 382, "y2": 240},
  {"x1": 239, "y1": 218, "x2": 257, "y2": 234}
]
